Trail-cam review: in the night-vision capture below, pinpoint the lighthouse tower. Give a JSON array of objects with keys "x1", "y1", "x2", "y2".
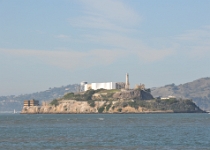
[{"x1": 125, "y1": 73, "x2": 130, "y2": 90}]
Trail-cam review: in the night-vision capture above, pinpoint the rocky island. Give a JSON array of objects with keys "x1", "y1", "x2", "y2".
[
  {"x1": 21, "y1": 74, "x2": 205, "y2": 114},
  {"x1": 21, "y1": 88, "x2": 204, "y2": 114}
]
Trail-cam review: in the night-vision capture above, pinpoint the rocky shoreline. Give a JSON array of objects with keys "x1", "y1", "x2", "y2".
[{"x1": 21, "y1": 99, "x2": 205, "y2": 114}]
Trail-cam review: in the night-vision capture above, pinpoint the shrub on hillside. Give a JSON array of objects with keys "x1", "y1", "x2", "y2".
[
  {"x1": 63, "y1": 92, "x2": 74, "y2": 99},
  {"x1": 106, "y1": 103, "x2": 112, "y2": 111},
  {"x1": 84, "y1": 89, "x2": 95, "y2": 100},
  {"x1": 164, "y1": 98, "x2": 178, "y2": 104},
  {"x1": 118, "y1": 108, "x2": 122, "y2": 112},
  {"x1": 88, "y1": 100, "x2": 95, "y2": 107},
  {"x1": 50, "y1": 99, "x2": 59, "y2": 106},
  {"x1": 128, "y1": 100, "x2": 147, "y2": 109},
  {"x1": 98, "y1": 106, "x2": 105, "y2": 113}
]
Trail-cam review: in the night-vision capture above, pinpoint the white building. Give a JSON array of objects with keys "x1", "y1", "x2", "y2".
[
  {"x1": 161, "y1": 96, "x2": 176, "y2": 100},
  {"x1": 84, "y1": 82, "x2": 116, "y2": 91},
  {"x1": 83, "y1": 73, "x2": 128, "y2": 91}
]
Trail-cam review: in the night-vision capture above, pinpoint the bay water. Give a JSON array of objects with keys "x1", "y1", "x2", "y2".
[{"x1": 0, "y1": 113, "x2": 210, "y2": 150}]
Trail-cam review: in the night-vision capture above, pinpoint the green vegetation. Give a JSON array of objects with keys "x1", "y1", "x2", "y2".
[
  {"x1": 128, "y1": 101, "x2": 138, "y2": 109},
  {"x1": 118, "y1": 108, "x2": 122, "y2": 112},
  {"x1": 61, "y1": 88, "x2": 153, "y2": 102},
  {"x1": 58, "y1": 89, "x2": 203, "y2": 113},
  {"x1": 185, "y1": 99, "x2": 194, "y2": 105},
  {"x1": 151, "y1": 77, "x2": 210, "y2": 111},
  {"x1": 97, "y1": 89, "x2": 120, "y2": 93},
  {"x1": 62, "y1": 89, "x2": 106, "y2": 101},
  {"x1": 164, "y1": 98, "x2": 178, "y2": 104},
  {"x1": 155, "y1": 99, "x2": 161, "y2": 103},
  {"x1": 50, "y1": 99, "x2": 59, "y2": 106},
  {"x1": 125, "y1": 98, "x2": 202, "y2": 112},
  {"x1": 63, "y1": 92, "x2": 74, "y2": 99},
  {"x1": 128, "y1": 101, "x2": 147, "y2": 109},
  {"x1": 122, "y1": 102, "x2": 128, "y2": 107},
  {"x1": 88, "y1": 100, "x2": 95, "y2": 107},
  {"x1": 98, "y1": 106, "x2": 105, "y2": 113},
  {"x1": 112, "y1": 106, "x2": 115, "y2": 110},
  {"x1": 107, "y1": 93, "x2": 114, "y2": 98},
  {"x1": 60, "y1": 88, "x2": 120, "y2": 102},
  {"x1": 106, "y1": 103, "x2": 112, "y2": 111},
  {"x1": 83, "y1": 89, "x2": 95, "y2": 100}
]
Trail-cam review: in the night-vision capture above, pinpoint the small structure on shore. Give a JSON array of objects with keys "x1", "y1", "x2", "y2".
[
  {"x1": 24, "y1": 99, "x2": 39, "y2": 106},
  {"x1": 161, "y1": 96, "x2": 176, "y2": 100}
]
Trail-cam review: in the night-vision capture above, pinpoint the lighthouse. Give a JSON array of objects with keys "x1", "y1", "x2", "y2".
[{"x1": 125, "y1": 73, "x2": 130, "y2": 90}]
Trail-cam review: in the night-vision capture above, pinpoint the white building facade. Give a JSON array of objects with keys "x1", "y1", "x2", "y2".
[{"x1": 84, "y1": 82, "x2": 116, "y2": 91}]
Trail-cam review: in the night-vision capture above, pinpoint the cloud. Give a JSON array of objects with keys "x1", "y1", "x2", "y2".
[
  {"x1": 190, "y1": 47, "x2": 210, "y2": 59},
  {"x1": 67, "y1": 0, "x2": 174, "y2": 63},
  {"x1": 175, "y1": 26, "x2": 210, "y2": 58},
  {"x1": 81, "y1": 0, "x2": 140, "y2": 24},
  {"x1": 70, "y1": 0, "x2": 141, "y2": 32},
  {"x1": 0, "y1": 1, "x2": 177, "y2": 70},
  {"x1": 68, "y1": 0, "x2": 210, "y2": 64},
  {"x1": 69, "y1": 16, "x2": 134, "y2": 33},
  {"x1": 176, "y1": 26, "x2": 210, "y2": 41},
  {"x1": 82, "y1": 32, "x2": 175, "y2": 62},
  {"x1": 55, "y1": 34, "x2": 71, "y2": 39},
  {"x1": 0, "y1": 44, "x2": 174, "y2": 70},
  {"x1": 135, "y1": 48, "x2": 175, "y2": 62},
  {"x1": 0, "y1": 48, "x2": 126, "y2": 69}
]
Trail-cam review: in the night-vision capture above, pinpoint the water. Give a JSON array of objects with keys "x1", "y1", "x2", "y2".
[{"x1": 0, "y1": 113, "x2": 210, "y2": 150}]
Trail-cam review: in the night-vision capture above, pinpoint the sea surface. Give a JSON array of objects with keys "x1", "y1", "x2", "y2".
[{"x1": 0, "y1": 113, "x2": 210, "y2": 150}]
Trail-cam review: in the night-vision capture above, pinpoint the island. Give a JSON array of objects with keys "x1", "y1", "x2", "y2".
[{"x1": 21, "y1": 88, "x2": 204, "y2": 114}]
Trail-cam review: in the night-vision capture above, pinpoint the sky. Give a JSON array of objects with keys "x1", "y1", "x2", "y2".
[{"x1": 0, "y1": 0, "x2": 210, "y2": 96}]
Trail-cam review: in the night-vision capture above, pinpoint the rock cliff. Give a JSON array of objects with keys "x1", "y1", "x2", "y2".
[
  {"x1": 21, "y1": 89, "x2": 205, "y2": 114},
  {"x1": 113, "y1": 89, "x2": 153, "y2": 100},
  {"x1": 21, "y1": 99, "x2": 204, "y2": 114}
]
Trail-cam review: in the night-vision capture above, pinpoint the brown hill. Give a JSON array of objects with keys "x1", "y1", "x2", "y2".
[{"x1": 151, "y1": 77, "x2": 210, "y2": 111}]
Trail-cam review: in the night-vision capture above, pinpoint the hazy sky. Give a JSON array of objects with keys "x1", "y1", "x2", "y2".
[{"x1": 0, "y1": 0, "x2": 210, "y2": 96}]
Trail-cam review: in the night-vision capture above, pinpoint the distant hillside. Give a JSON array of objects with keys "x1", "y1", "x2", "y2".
[
  {"x1": 151, "y1": 77, "x2": 210, "y2": 111},
  {"x1": 0, "y1": 84, "x2": 78, "y2": 111},
  {"x1": 2, "y1": 77, "x2": 210, "y2": 112}
]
